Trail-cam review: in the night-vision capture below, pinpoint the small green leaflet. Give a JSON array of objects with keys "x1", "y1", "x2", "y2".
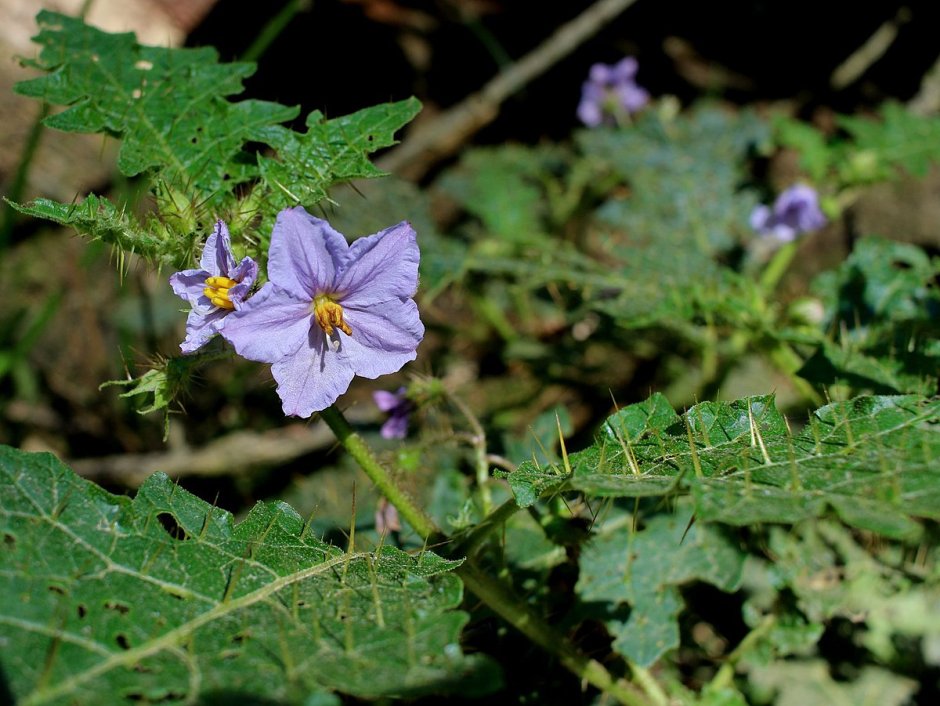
[
  {"x1": 505, "y1": 393, "x2": 940, "y2": 540},
  {"x1": 0, "y1": 447, "x2": 494, "y2": 705}
]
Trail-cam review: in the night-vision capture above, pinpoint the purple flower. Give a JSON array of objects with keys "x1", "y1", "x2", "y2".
[
  {"x1": 373, "y1": 387, "x2": 413, "y2": 439},
  {"x1": 169, "y1": 220, "x2": 258, "y2": 353},
  {"x1": 750, "y1": 184, "x2": 828, "y2": 243},
  {"x1": 221, "y1": 207, "x2": 424, "y2": 418},
  {"x1": 577, "y1": 57, "x2": 650, "y2": 127}
]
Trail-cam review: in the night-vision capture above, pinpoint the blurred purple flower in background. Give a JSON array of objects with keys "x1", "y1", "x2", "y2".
[
  {"x1": 373, "y1": 387, "x2": 413, "y2": 439},
  {"x1": 750, "y1": 184, "x2": 827, "y2": 243},
  {"x1": 170, "y1": 220, "x2": 257, "y2": 353},
  {"x1": 221, "y1": 207, "x2": 424, "y2": 418},
  {"x1": 577, "y1": 57, "x2": 650, "y2": 127}
]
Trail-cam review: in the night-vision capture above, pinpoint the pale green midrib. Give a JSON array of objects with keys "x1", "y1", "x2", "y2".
[
  {"x1": 89, "y1": 60, "x2": 190, "y2": 182},
  {"x1": 19, "y1": 552, "x2": 355, "y2": 705},
  {"x1": 6, "y1": 469, "x2": 311, "y2": 604}
]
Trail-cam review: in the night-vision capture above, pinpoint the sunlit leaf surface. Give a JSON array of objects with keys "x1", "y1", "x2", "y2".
[{"x1": 0, "y1": 447, "x2": 495, "y2": 705}]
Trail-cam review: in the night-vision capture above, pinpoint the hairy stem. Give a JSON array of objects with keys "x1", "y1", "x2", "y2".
[
  {"x1": 320, "y1": 404, "x2": 658, "y2": 706},
  {"x1": 319, "y1": 404, "x2": 438, "y2": 539}
]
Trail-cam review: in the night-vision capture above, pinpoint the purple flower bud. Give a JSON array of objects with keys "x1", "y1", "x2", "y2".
[
  {"x1": 373, "y1": 387, "x2": 413, "y2": 439},
  {"x1": 577, "y1": 57, "x2": 650, "y2": 127},
  {"x1": 220, "y1": 207, "x2": 424, "y2": 417},
  {"x1": 750, "y1": 184, "x2": 827, "y2": 243},
  {"x1": 169, "y1": 221, "x2": 258, "y2": 353}
]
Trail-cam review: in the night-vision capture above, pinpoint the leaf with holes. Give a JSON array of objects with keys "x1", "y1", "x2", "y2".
[
  {"x1": 505, "y1": 393, "x2": 940, "y2": 540},
  {"x1": 12, "y1": 12, "x2": 420, "y2": 262},
  {"x1": 576, "y1": 508, "x2": 745, "y2": 667},
  {"x1": 0, "y1": 446, "x2": 497, "y2": 705},
  {"x1": 255, "y1": 99, "x2": 421, "y2": 216},
  {"x1": 15, "y1": 11, "x2": 296, "y2": 208}
]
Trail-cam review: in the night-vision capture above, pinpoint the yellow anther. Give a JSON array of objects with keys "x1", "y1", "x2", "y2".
[
  {"x1": 313, "y1": 294, "x2": 352, "y2": 337},
  {"x1": 203, "y1": 275, "x2": 238, "y2": 310}
]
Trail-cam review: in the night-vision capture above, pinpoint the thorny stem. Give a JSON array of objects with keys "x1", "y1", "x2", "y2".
[
  {"x1": 458, "y1": 561, "x2": 653, "y2": 706},
  {"x1": 451, "y1": 497, "x2": 522, "y2": 558},
  {"x1": 320, "y1": 405, "x2": 438, "y2": 539},
  {"x1": 320, "y1": 403, "x2": 658, "y2": 706}
]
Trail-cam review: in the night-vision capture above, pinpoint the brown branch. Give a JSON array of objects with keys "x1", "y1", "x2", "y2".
[
  {"x1": 69, "y1": 423, "x2": 334, "y2": 486},
  {"x1": 378, "y1": 0, "x2": 641, "y2": 180}
]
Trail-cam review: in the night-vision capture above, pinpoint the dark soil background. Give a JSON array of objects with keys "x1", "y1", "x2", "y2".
[{"x1": 189, "y1": 0, "x2": 940, "y2": 147}]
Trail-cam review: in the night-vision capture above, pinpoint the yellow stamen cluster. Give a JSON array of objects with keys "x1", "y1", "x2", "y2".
[
  {"x1": 203, "y1": 275, "x2": 238, "y2": 310},
  {"x1": 313, "y1": 294, "x2": 352, "y2": 336}
]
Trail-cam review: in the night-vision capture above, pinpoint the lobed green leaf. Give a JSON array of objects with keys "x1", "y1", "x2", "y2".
[
  {"x1": 0, "y1": 447, "x2": 495, "y2": 705},
  {"x1": 506, "y1": 393, "x2": 940, "y2": 540}
]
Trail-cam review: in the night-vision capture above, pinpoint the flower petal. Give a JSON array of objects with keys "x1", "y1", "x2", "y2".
[
  {"x1": 336, "y1": 222, "x2": 420, "y2": 306},
  {"x1": 170, "y1": 268, "x2": 209, "y2": 302},
  {"x1": 180, "y1": 307, "x2": 227, "y2": 354},
  {"x1": 380, "y1": 414, "x2": 409, "y2": 439},
  {"x1": 373, "y1": 388, "x2": 405, "y2": 412},
  {"x1": 338, "y1": 299, "x2": 423, "y2": 378},
  {"x1": 221, "y1": 284, "x2": 312, "y2": 362},
  {"x1": 268, "y1": 207, "x2": 347, "y2": 298},
  {"x1": 271, "y1": 338, "x2": 357, "y2": 417},
  {"x1": 200, "y1": 220, "x2": 237, "y2": 276},
  {"x1": 343, "y1": 298, "x2": 424, "y2": 355}
]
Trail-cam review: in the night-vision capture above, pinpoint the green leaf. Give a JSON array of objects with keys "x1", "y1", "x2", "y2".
[
  {"x1": 0, "y1": 447, "x2": 496, "y2": 705},
  {"x1": 804, "y1": 237, "x2": 940, "y2": 395},
  {"x1": 16, "y1": 11, "x2": 296, "y2": 204},
  {"x1": 576, "y1": 509, "x2": 745, "y2": 667},
  {"x1": 764, "y1": 521, "x2": 940, "y2": 662},
  {"x1": 13, "y1": 12, "x2": 420, "y2": 264},
  {"x1": 6, "y1": 194, "x2": 183, "y2": 268},
  {"x1": 438, "y1": 145, "x2": 563, "y2": 247},
  {"x1": 256, "y1": 99, "x2": 421, "y2": 215},
  {"x1": 578, "y1": 105, "x2": 768, "y2": 254},
  {"x1": 506, "y1": 393, "x2": 940, "y2": 540},
  {"x1": 839, "y1": 101, "x2": 940, "y2": 178},
  {"x1": 748, "y1": 661, "x2": 917, "y2": 706}
]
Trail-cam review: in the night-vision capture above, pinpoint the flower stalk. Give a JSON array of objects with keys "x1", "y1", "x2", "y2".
[{"x1": 320, "y1": 403, "x2": 658, "y2": 706}]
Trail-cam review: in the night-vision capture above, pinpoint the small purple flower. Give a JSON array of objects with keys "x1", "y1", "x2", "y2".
[
  {"x1": 577, "y1": 57, "x2": 650, "y2": 127},
  {"x1": 373, "y1": 387, "x2": 413, "y2": 439},
  {"x1": 170, "y1": 220, "x2": 258, "y2": 353},
  {"x1": 221, "y1": 207, "x2": 424, "y2": 418},
  {"x1": 750, "y1": 184, "x2": 828, "y2": 243}
]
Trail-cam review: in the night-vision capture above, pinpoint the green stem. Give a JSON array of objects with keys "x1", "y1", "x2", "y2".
[
  {"x1": 319, "y1": 405, "x2": 438, "y2": 539},
  {"x1": 0, "y1": 104, "x2": 49, "y2": 249},
  {"x1": 759, "y1": 240, "x2": 798, "y2": 294},
  {"x1": 445, "y1": 390, "x2": 494, "y2": 515},
  {"x1": 709, "y1": 614, "x2": 777, "y2": 691},
  {"x1": 320, "y1": 404, "x2": 659, "y2": 706},
  {"x1": 451, "y1": 497, "x2": 521, "y2": 558},
  {"x1": 458, "y1": 561, "x2": 653, "y2": 706},
  {"x1": 240, "y1": 0, "x2": 309, "y2": 63}
]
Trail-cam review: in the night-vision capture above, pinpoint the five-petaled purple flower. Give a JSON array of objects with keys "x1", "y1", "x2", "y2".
[
  {"x1": 170, "y1": 220, "x2": 258, "y2": 353},
  {"x1": 750, "y1": 184, "x2": 827, "y2": 243},
  {"x1": 221, "y1": 207, "x2": 424, "y2": 418},
  {"x1": 577, "y1": 57, "x2": 650, "y2": 127},
  {"x1": 373, "y1": 387, "x2": 413, "y2": 439}
]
